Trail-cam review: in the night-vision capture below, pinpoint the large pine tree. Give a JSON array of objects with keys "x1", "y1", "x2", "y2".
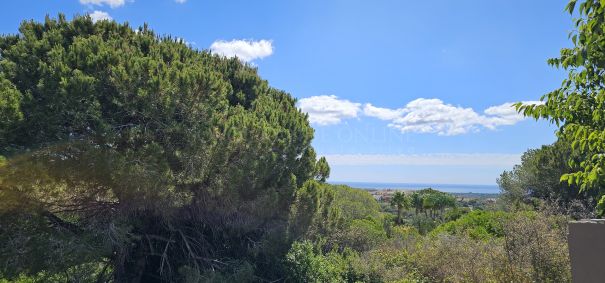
[{"x1": 0, "y1": 15, "x2": 325, "y2": 282}]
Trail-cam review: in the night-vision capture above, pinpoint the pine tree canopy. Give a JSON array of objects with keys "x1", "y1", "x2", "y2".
[{"x1": 0, "y1": 14, "x2": 322, "y2": 281}]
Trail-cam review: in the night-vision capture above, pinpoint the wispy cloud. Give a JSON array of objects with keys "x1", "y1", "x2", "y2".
[
  {"x1": 209, "y1": 39, "x2": 273, "y2": 62},
  {"x1": 323, "y1": 153, "x2": 521, "y2": 167},
  {"x1": 483, "y1": 101, "x2": 541, "y2": 126},
  {"x1": 366, "y1": 99, "x2": 470, "y2": 135},
  {"x1": 365, "y1": 99, "x2": 480, "y2": 135},
  {"x1": 89, "y1": 11, "x2": 112, "y2": 22},
  {"x1": 368, "y1": 99, "x2": 542, "y2": 135},
  {"x1": 80, "y1": 0, "x2": 126, "y2": 8},
  {"x1": 175, "y1": 0, "x2": 187, "y2": 3},
  {"x1": 297, "y1": 95, "x2": 361, "y2": 125},
  {"x1": 298, "y1": 96, "x2": 541, "y2": 134},
  {"x1": 363, "y1": 104, "x2": 406, "y2": 120}
]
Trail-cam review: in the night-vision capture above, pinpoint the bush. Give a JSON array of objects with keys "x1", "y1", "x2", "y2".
[
  {"x1": 335, "y1": 218, "x2": 388, "y2": 252},
  {"x1": 444, "y1": 207, "x2": 470, "y2": 222},
  {"x1": 500, "y1": 212, "x2": 571, "y2": 282},
  {"x1": 431, "y1": 210, "x2": 515, "y2": 240},
  {"x1": 0, "y1": 262, "x2": 109, "y2": 283},
  {"x1": 347, "y1": 244, "x2": 423, "y2": 283},
  {"x1": 413, "y1": 211, "x2": 571, "y2": 283},
  {"x1": 407, "y1": 215, "x2": 439, "y2": 235},
  {"x1": 289, "y1": 183, "x2": 389, "y2": 252},
  {"x1": 285, "y1": 241, "x2": 348, "y2": 283},
  {"x1": 413, "y1": 234, "x2": 506, "y2": 283}
]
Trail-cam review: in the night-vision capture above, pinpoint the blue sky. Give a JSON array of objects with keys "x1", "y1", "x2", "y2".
[{"x1": 1, "y1": 0, "x2": 572, "y2": 185}]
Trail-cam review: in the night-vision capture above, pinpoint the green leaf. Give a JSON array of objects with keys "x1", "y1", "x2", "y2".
[
  {"x1": 560, "y1": 174, "x2": 569, "y2": 183},
  {"x1": 575, "y1": 53, "x2": 584, "y2": 65},
  {"x1": 566, "y1": 0, "x2": 577, "y2": 14}
]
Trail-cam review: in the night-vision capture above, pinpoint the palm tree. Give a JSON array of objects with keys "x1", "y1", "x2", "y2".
[
  {"x1": 391, "y1": 191, "x2": 410, "y2": 224},
  {"x1": 434, "y1": 193, "x2": 457, "y2": 219},
  {"x1": 423, "y1": 195, "x2": 435, "y2": 218},
  {"x1": 411, "y1": 192, "x2": 423, "y2": 215}
]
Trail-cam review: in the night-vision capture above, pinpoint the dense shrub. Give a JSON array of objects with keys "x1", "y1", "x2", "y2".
[
  {"x1": 500, "y1": 212, "x2": 570, "y2": 282},
  {"x1": 413, "y1": 234, "x2": 507, "y2": 282},
  {"x1": 443, "y1": 207, "x2": 470, "y2": 222},
  {"x1": 406, "y1": 214, "x2": 439, "y2": 235},
  {"x1": 285, "y1": 241, "x2": 349, "y2": 283},
  {"x1": 335, "y1": 218, "x2": 388, "y2": 252},
  {"x1": 289, "y1": 182, "x2": 388, "y2": 252},
  {"x1": 431, "y1": 210, "x2": 514, "y2": 240},
  {"x1": 413, "y1": 211, "x2": 571, "y2": 283}
]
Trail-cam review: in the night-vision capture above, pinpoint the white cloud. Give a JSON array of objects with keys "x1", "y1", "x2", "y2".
[
  {"x1": 297, "y1": 95, "x2": 541, "y2": 133},
  {"x1": 387, "y1": 98, "x2": 485, "y2": 135},
  {"x1": 297, "y1": 95, "x2": 361, "y2": 125},
  {"x1": 80, "y1": 0, "x2": 125, "y2": 8},
  {"x1": 175, "y1": 0, "x2": 187, "y2": 3},
  {"x1": 323, "y1": 153, "x2": 521, "y2": 167},
  {"x1": 209, "y1": 39, "x2": 273, "y2": 62},
  {"x1": 364, "y1": 99, "x2": 541, "y2": 135},
  {"x1": 483, "y1": 101, "x2": 542, "y2": 126},
  {"x1": 89, "y1": 11, "x2": 112, "y2": 22},
  {"x1": 363, "y1": 104, "x2": 405, "y2": 120}
]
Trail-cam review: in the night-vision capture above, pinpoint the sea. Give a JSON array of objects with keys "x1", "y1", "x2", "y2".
[{"x1": 330, "y1": 181, "x2": 500, "y2": 194}]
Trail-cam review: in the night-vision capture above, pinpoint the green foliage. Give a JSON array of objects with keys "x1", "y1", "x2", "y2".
[
  {"x1": 285, "y1": 239, "x2": 426, "y2": 283},
  {"x1": 408, "y1": 214, "x2": 439, "y2": 235},
  {"x1": 413, "y1": 234, "x2": 506, "y2": 282},
  {"x1": 288, "y1": 180, "x2": 339, "y2": 242},
  {"x1": 0, "y1": 15, "x2": 319, "y2": 281},
  {"x1": 331, "y1": 184, "x2": 383, "y2": 221},
  {"x1": 314, "y1": 156, "x2": 330, "y2": 182},
  {"x1": 432, "y1": 210, "x2": 516, "y2": 240},
  {"x1": 287, "y1": 191, "x2": 572, "y2": 283},
  {"x1": 0, "y1": 262, "x2": 110, "y2": 283},
  {"x1": 289, "y1": 182, "x2": 387, "y2": 252},
  {"x1": 339, "y1": 218, "x2": 388, "y2": 252},
  {"x1": 390, "y1": 191, "x2": 411, "y2": 224},
  {"x1": 443, "y1": 207, "x2": 470, "y2": 222},
  {"x1": 346, "y1": 246, "x2": 420, "y2": 283},
  {"x1": 0, "y1": 75, "x2": 22, "y2": 145},
  {"x1": 408, "y1": 189, "x2": 456, "y2": 219},
  {"x1": 285, "y1": 241, "x2": 349, "y2": 283},
  {"x1": 417, "y1": 211, "x2": 571, "y2": 282},
  {"x1": 497, "y1": 139, "x2": 597, "y2": 215},
  {"x1": 499, "y1": 212, "x2": 571, "y2": 283},
  {"x1": 516, "y1": 0, "x2": 605, "y2": 213}
]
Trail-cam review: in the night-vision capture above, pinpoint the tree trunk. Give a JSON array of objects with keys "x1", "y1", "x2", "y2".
[{"x1": 396, "y1": 207, "x2": 401, "y2": 224}]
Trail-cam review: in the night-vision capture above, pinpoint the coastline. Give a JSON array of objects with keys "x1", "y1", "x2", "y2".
[{"x1": 330, "y1": 181, "x2": 500, "y2": 194}]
